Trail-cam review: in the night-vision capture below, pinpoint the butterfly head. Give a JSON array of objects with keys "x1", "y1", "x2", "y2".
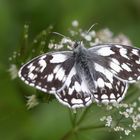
[
  {"x1": 73, "y1": 41, "x2": 81, "y2": 48},
  {"x1": 73, "y1": 41, "x2": 85, "y2": 50}
]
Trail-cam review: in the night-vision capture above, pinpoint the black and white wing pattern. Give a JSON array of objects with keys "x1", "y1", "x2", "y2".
[
  {"x1": 55, "y1": 67, "x2": 93, "y2": 108},
  {"x1": 18, "y1": 42, "x2": 140, "y2": 108},
  {"x1": 92, "y1": 63, "x2": 128, "y2": 103},
  {"x1": 89, "y1": 44, "x2": 140, "y2": 83},
  {"x1": 18, "y1": 51, "x2": 93, "y2": 108},
  {"x1": 88, "y1": 44, "x2": 140, "y2": 103},
  {"x1": 18, "y1": 51, "x2": 75, "y2": 94}
]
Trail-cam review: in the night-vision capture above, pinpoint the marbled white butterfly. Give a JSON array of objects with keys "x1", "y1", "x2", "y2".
[{"x1": 18, "y1": 41, "x2": 140, "y2": 108}]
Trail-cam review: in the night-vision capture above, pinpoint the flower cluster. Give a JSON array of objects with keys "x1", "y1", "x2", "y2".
[
  {"x1": 26, "y1": 95, "x2": 39, "y2": 109},
  {"x1": 100, "y1": 99, "x2": 140, "y2": 136}
]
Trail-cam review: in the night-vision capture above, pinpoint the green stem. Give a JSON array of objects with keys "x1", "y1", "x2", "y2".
[
  {"x1": 79, "y1": 124, "x2": 106, "y2": 131},
  {"x1": 76, "y1": 105, "x2": 93, "y2": 125},
  {"x1": 125, "y1": 86, "x2": 139, "y2": 103},
  {"x1": 115, "y1": 115, "x2": 124, "y2": 127},
  {"x1": 61, "y1": 129, "x2": 74, "y2": 140}
]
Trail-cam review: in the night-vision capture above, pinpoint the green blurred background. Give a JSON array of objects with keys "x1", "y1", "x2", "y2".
[{"x1": 0, "y1": 0, "x2": 140, "y2": 140}]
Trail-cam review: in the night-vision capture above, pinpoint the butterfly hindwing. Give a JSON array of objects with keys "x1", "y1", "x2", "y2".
[
  {"x1": 18, "y1": 51, "x2": 74, "y2": 93},
  {"x1": 55, "y1": 67, "x2": 93, "y2": 108},
  {"x1": 89, "y1": 44, "x2": 140, "y2": 83},
  {"x1": 92, "y1": 64, "x2": 128, "y2": 103}
]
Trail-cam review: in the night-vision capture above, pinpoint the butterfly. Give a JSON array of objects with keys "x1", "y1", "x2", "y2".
[{"x1": 18, "y1": 41, "x2": 140, "y2": 108}]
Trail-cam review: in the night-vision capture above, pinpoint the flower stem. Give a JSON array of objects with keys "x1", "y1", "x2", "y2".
[
  {"x1": 61, "y1": 129, "x2": 74, "y2": 140},
  {"x1": 79, "y1": 124, "x2": 106, "y2": 131}
]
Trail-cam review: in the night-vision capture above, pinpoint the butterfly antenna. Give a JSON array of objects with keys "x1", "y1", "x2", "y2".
[
  {"x1": 87, "y1": 23, "x2": 98, "y2": 34},
  {"x1": 52, "y1": 32, "x2": 70, "y2": 40}
]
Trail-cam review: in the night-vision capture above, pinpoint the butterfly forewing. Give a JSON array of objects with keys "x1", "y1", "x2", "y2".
[
  {"x1": 89, "y1": 44, "x2": 140, "y2": 83},
  {"x1": 18, "y1": 51, "x2": 75, "y2": 93}
]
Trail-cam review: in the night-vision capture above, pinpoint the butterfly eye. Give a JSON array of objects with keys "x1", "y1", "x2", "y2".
[{"x1": 73, "y1": 41, "x2": 80, "y2": 48}]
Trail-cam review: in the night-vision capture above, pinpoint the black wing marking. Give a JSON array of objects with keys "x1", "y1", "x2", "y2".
[
  {"x1": 89, "y1": 44, "x2": 140, "y2": 83},
  {"x1": 55, "y1": 67, "x2": 93, "y2": 108},
  {"x1": 91, "y1": 65, "x2": 128, "y2": 103},
  {"x1": 18, "y1": 51, "x2": 75, "y2": 94}
]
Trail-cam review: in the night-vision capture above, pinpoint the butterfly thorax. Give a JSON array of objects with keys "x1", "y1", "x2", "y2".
[{"x1": 73, "y1": 44, "x2": 96, "y2": 90}]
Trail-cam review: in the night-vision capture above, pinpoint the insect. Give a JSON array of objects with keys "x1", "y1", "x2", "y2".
[{"x1": 18, "y1": 39, "x2": 140, "y2": 108}]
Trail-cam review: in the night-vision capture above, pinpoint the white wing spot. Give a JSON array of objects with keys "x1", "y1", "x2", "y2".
[
  {"x1": 53, "y1": 65, "x2": 61, "y2": 74},
  {"x1": 119, "y1": 48, "x2": 129, "y2": 59},
  {"x1": 132, "y1": 49, "x2": 139, "y2": 56},
  {"x1": 63, "y1": 67, "x2": 76, "y2": 88},
  {"x1": 94, "y1": 94, "x2": 98, "y2": 98},
  {"x1": 71, "y1": 98, "x2": 83, "y2": 104},
  {"x1": 117, "y1": 94, "x2": 120, "y2": 97},
  {"x1": 75, "y1": 81, "x2": 81, "y2": 92},
  {"x1": 102, "y1": 99, "x2": 109, "y2": 103},
  {"x1": 110, "y1": 62, "x2": 122, "y2": 72},
  {"x1": 42, "y1": 88, "x2": 47, "y2": 92},
  {"x1": 51, "y1": 87, "x2": 56, "y2": 91},
  {"x1": 94, "y1": 63, "x2": 113, "y2": 83},
  {"x1": 28, "y1": 73, "x2": 37, "y2": 80},
  {"x1": 135, "y1": 59, "x2": 140, "y2": 64},
  {"x1": 97, "y1": 78, "x2": 104, "y2": 88},
  {"x1": 137, "y1": 76, "x2": 140, "y2": 80},
  {"x1": 29, "y1": 83, "x2": 35, "y2": 86},
  {"x1": 40, "y1": 55, "x2": 46, "y2": 59},
  {"x1": 112, "y1": 58, "x2": 120, "y2": 65},
  {"x1": 29, "y1": 66, "x2": 35, "y2": 73},
  {"x1": 38, "y1": 59, "x2": 47, "y2": 72},
  {"x1": 121, "y1": 63, "x2": 132, "y2": 72},
  {"x1": 62, "y1": 76, "x2": 66, "y2": 83},
  {"x1": 85, "y1": 97, "x2": 91, "y2": 102},
  {"x1": 105, "y1": 83, "x2": 112, "y2": 89},
  {"x1": 110, "y1": 99, "x2": 116, "y2": 103},
  {"x1": 64, "y1": 98, "x2": 68, "y2": 102},
  {"x1": 101, "y1": 94, "x2": 108, "y2": 99},
  {"x1": 128, "y1": 77, "x2": 133, "y2": 81},
  {"x1": 27, "y1": 63, "x2": 33, "y2": 69},
  {"x1": 25, "y1": 80, "x2": 29, "y2": 84},
  {"x1": 115, "y1": 45, "x2": 123, "y2": 48},
  {"x1": 55, "y1": 67, "x2": 65, "y2": 81},
  {"x1": 47, "y1": 73, "x2": 54, "y2": 82},
  {"x1": 68, "y1": 86, "x2": 75, "y2": 95},
  {"x1": 81, "y1": 81, "x2": 90, "y2": 93},
  {"x1": 97, "y1": 47, "x2": 115, "y2": 56},
  {"x1": 110, "y1": 93, "x2": 115, "y2": 99},
  {"x1": 50, "y1": 54, "x2": 67, "y2": 63}
]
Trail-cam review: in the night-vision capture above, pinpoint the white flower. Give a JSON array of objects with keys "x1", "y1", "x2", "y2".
[
  {"x1": 8, "y1": 64, "x2": 18, "y2": 79},
  {"x1": 126, "y1": 107, "x2": 133, "y2": 114},
  {"x1": 48, "y1": 43, "x2": 54, "y2": 49},
  {"x1": 106, "y1": 105, "x2": 113, "y2": 110},
  {"x1": 89, "y1": 30, "x2": 96, "y2": 38},
  {"x1": 119, "y1": 111, "x2": 129, "y2": 118},
  {"x1": 26, "y1": 95, "x2": 39, "y2": 109},
  {"x1": 124, "y1": 129, "x2": 131, "y2": 135},
  {"x1": 85, "y1": 35, "x2": 92, "y2": 41},
  {"x1": 105, "y1": 116, "x2": 112, "y2": 127},
  {"x1": 72, "y1": 20, "x2": 79, "y2": 27},
  {"x1": 114, "y1": 126, "x2": 124, "y2": 131},
  {"x1": 100, "y1": 116, "x2": 106, "y2": 121},
  {"x1": 138, "y1": 107, "x2": 140, "y2": 112},
  {"x1": 54, "y1": 44, "x2": 63, "y2": 50}
]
